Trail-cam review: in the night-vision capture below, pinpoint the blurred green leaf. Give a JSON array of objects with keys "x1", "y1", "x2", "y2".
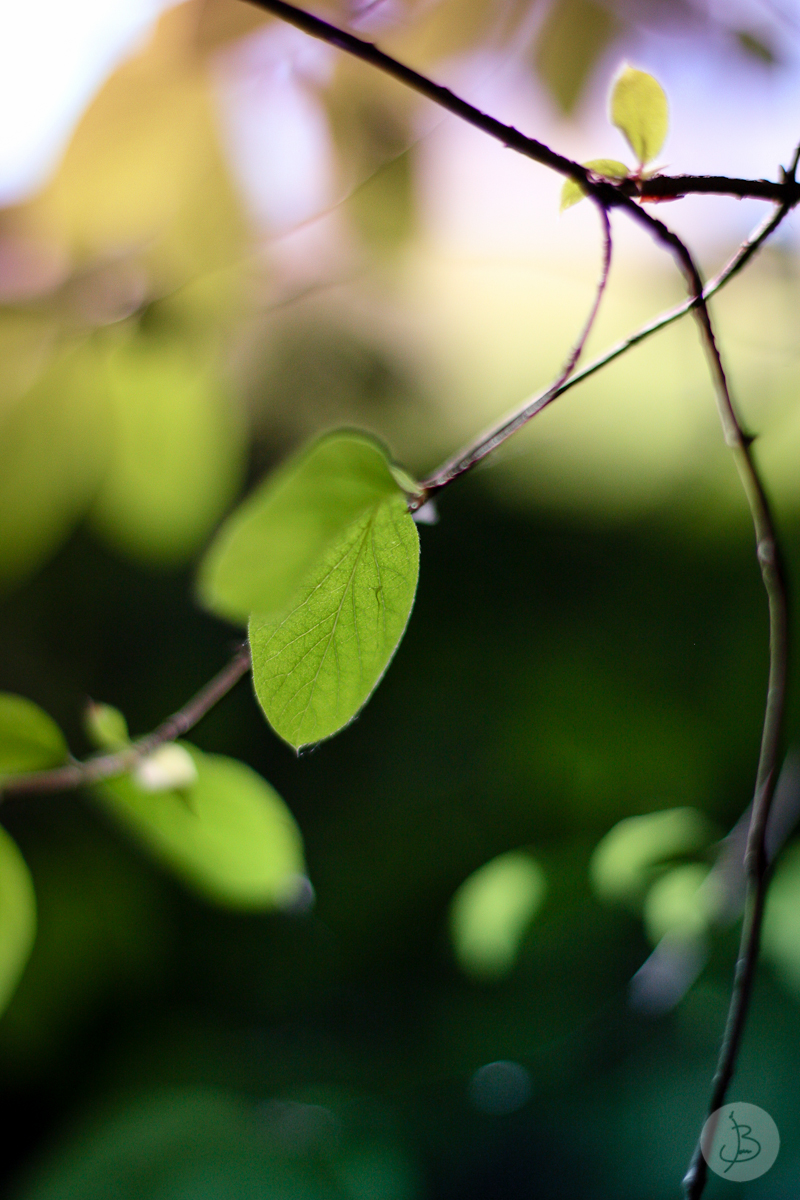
[
  {"x1": 0, "y1": 822, "x2": 167, "y2": 1076},
  {"x1": 534, "y1": 0, "x2": 618, "y2": 114},
  {"x1": 560, "y1": 159, "x2": 630, "y2": 211},
  {"x1": 349, "y1": 152, "x2": 415, "y2": 253},
  {"x1": 642, "y1": 863, "x2": 717, "y2": 945},
  {"x1": 590, "y1": 808, "x2": 713, "y2": 906},
  {"x1": 0, "y1": 694, "x2": 68, "y2": 774},
  {"x1": 0, "y1": 343, "x2": 108, "y2": 590},
  {"x1": 736, "y1": 30, "x2": 777, "y2": 64},
  {"x1": 84, "y1": 702, "x2": 130, "y2": 751},
  {"x1": 89, "y1": 333, "x2": 245, "y2": 565},
  {"x1": 94, "y1": 745, "x2": 304, "y2": 909},
  {"x1": 198, "y1": 431, "x2": 421, "y2": 626},
  {"x1": 610, "y1": 66, "x2": 668, "y2": 166},
  {"x1": 20, "y1": 5, "x2": 247, "y2": 281},
  {"x1": 763, "y1": 844, "x2": 800, "y2": 994},
  {"x1": 0, "y1": 825, "x2": 36, "y2": 1018},
  {"x1": 449, "y1": 850, "x2": 546, "y2": 981},
  {"x1": 249, "y1": 490, "x2": 419, "y2": 750}
]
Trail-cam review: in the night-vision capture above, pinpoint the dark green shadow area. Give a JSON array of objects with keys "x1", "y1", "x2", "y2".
[{"x1": 1, "y1": 474, "x2": 799, "y2": 1200}]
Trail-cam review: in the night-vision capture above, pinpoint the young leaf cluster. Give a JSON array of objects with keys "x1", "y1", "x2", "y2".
[{"x1": 561, "y1": 65, "x2": 668, "y2": 210}]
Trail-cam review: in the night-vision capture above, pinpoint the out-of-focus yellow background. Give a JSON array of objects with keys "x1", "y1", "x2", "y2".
[{"x1": 3, "y1": 2, "x2": 800, "y2": 1197}]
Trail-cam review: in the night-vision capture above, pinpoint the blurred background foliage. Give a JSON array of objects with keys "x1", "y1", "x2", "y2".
[{"x1": 3, "y1": 0, "x2": 800, "y2": 1195}]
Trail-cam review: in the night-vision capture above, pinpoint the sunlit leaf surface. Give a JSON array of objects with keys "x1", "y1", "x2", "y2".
[
  {"x1": 610, "y1": 66, "x2": 668, "y2": 165},
  {"x1": 0, "y1": 694, "x2": 68, "y2": 775},
  {"x1": 249, "y1": 490, "x2": 419, "y2": 750},
  {"x1": 95, "y1": 745, "x2": 304, "y2": 909},
  {"x1": 198, "y1": 432, "x2": 420, "y2": 626},
  {"x1": 0, "y1": 826, "x2": 36, "y2": 1017}
]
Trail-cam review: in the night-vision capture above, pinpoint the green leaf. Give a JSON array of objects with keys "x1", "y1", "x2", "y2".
[
  {"x1": 610, "y1": 65, "x2": 668, "y2": 165},
  {"x1": 0, "y1": 343, "x2": 108, "y2": 590},
  {"x1": 249, "y1": 489, "x2": 419, "y2": 749},
  {"x1": 0, "y1": 825, "x2": 36, "y2": 1017},
  {"x1": 94, "y1": 744, "x2": 305, "y2": 909},
  {"x1": 642, "y1": 863, "x2": 719, "y2": 945},
  {"x1": 449, "y1": 851, "x2": 546, "y2": 981},
  {"x1": 590, "y1": 807, "x2": 713, "y2": 906},
  {"x1": 84, "y1": 702, "x2": 129, "y2": 751},
  {"x1": 534, "y1": 0, "x2": 618, "y2": 114},
  {"x1": 736, "y1": 30, "x2": 776, "y2": 64},
  {"x1": 0, "y1": 694, "x2": 68, "y2": 775},
  {"x1": 197, "y1": 432, "x2": 422, "y2": 626},
  {"x1": 763, "y1": 845, "x2": 800, "y2": 994},
  {"x1": 89, "y1": 334, "x2": 246, "y2": 566},
  {"x1": 560, "y1": 159, "x2": 630, "y2": 211}
]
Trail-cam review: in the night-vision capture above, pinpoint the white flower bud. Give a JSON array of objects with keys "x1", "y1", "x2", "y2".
[{"x1": 134, "y1": 743, "x2": 198, "y2": 792}]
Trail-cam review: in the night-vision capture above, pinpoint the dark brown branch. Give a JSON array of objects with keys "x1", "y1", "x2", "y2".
[
  {"x1": 247, "y1": 0, "x2": 800, "y2": 494},
  {"x1": 1, "y1": 644, "x2": 252, "y2": 798},
  {"x1": 245, "y1": 0, "x2": 800, "y2": 215},
  {"x1": 601, "y1": 164, "x2": 792, "y2": 1200},
  {"x1": 674, "y1": 346, "x2": 790, "y2": 1192},
  {"x1": 244, "y1": 0, "x2": 619, "y2": 205},
  {"x1": 639, "y1": 174, "x2": 800, "y2": 203},
  {"x1": 679, "y1": 154, "x2": 800, "y2": 1200},
  {"x1": 562, "y1": 217, "x2": 791, "y2": 1182}
]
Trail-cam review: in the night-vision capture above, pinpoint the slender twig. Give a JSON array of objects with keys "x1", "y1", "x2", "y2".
[
  {"x1": 557, "y1": 202, "x2": 612, "y2": 378},
  {"x1": 564, "y1": 162, "x2": 790, "y2": 1200},
  {"x1": 1, "y1": 644, "x2": 252, "y2": 798},
  {"x1": 422, "y1": 199, "x2": 793, "y2": 491},
  {"x1": 421, "y1": 203, "x2": 613, "y2": 492}
]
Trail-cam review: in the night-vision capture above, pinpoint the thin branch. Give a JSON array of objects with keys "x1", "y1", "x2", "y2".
[
  {"x1": 554, "y1": 209, "x2": 791, "y2": 1161},
  {"x1": 1, "y1": 644, "x2": 252, "y2": 798},
  {"x1": 596, "y1": 163, "x2": 791, "y2": 1200},
  {"x1": 421, "y1": 202, "x2": 613, "y2": 492},
  {"x1": 247, "y1": 0, "x2": 800, "y2": 493},
  {"x1": 421, "y1": 193, "x2": 793, "y2": 494},
  {"x1": 677, "y1": 205, "x2": 795, "y2": 1200}
]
